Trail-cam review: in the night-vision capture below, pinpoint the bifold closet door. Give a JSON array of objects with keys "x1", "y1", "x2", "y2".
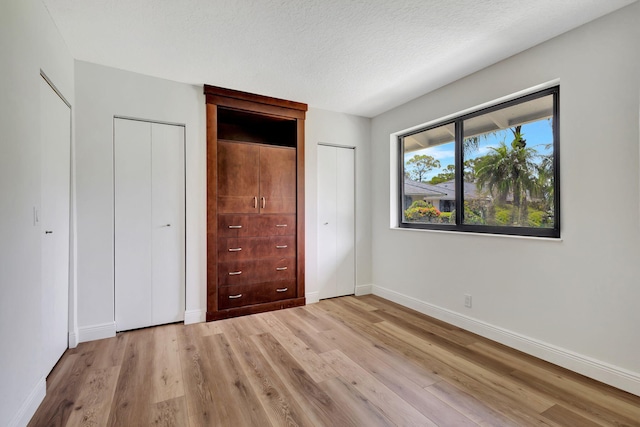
[
  {"x1": 317, "y1": 145, "x2": 355, "y2": 300},
  {"x1": 40, "y1": 76, "x2": 71, "y2": 375},
  {"x1": 114, "y1": 119, "x2": 185, "y2": 331}
]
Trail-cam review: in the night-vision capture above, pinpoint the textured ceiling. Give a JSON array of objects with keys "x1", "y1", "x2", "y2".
[{"x1": 43, "y1": 0, "x2": 636, "y2": 117}]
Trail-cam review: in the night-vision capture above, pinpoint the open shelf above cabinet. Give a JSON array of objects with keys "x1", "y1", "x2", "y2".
[{"x1": 217, "y1": 107, "x2": 297, "y2": 148}]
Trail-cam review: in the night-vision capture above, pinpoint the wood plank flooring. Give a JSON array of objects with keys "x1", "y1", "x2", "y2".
[{"x1": 28, "y1": 295, "x2": 640, "y2": 426}]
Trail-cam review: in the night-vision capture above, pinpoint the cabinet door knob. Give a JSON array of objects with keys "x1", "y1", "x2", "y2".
[
  {"x1": 253, "y1": 196, "x2": 257, "y2": 209},
  {"x1": 261, "y1": 197, "x2": 266, "y2": 209}
]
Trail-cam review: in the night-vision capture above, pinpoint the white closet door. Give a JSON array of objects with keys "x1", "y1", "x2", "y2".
[
  {"x1": 115, "y1": 119, "x2": 185, "y2": 331},
  {"x1": 40, "y1": 77, "x2": 71, "y2": 375},
  {"x1": 115, "y1": 119, "x2": 153, "y2": 331},
  {"x1": 335, "y1": 147, "x2": 355, "y2": 296},
  {"x1": 151, "y1": 123, "x2": 185, "y2": 325},
  {"x1": 317, "y1": 145, "x2": 355, "y2": 300}
]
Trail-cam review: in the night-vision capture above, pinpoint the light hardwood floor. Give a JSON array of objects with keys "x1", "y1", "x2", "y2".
[{"x1": 29, "y1": 295, "x2": 640, "y2": 426}]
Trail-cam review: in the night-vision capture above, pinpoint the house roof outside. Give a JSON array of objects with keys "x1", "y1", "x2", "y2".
[{"x1": 404, "y1": 178, "x2": 482, "y2": 201}]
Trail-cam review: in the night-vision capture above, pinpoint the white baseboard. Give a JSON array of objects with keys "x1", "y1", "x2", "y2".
[
  {"x1": 78, "y1": 322, "x2": 116, "y2": 343},
  {"x1": 372, "y1": 284, "x2": 640, "y2": 397},
  {"x1": 9, "y1": 376, "x2": 46, "y2": 427},
  {"x1": 355, "y1": 284, "x2": 373, "y2": 296},
  {"x1": 184, "y1": 309, "x2": 205, "y2": 324},
  {"x1": 68, "y1": 328, "x2": 79, "y2": 348},
  {"x1": 306, "y1": 291, "x2": 320, "y2": 304}
]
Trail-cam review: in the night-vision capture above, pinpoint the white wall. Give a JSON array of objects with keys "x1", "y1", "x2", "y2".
[
  {"x1": 73, "y1": 64, "x2": 373, "y2": 335},
  {"x1": 0, "y1": 0, "x2": 74, "y2": 425},
  {"x1": 305, "y1": 108, "x2": 372, "y2": 301},
  {"x1": 74, "y1": 61, "x2": 206, "y2": 337},
  {"x1": 371, "y1": 3, "x2": 640, "y2": 395}
]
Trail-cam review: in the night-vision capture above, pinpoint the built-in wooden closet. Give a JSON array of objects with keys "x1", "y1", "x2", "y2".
[{"x1": 205, "y1": 85, "x2": 307, "y2": 321}]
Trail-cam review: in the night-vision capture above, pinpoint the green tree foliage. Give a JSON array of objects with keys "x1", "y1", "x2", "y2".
[
  {"x1": 406, "y1": 154, "x2": 440, "y2": 182},
  {"x1": 449, "y1": 201, "x2": 486, "y2": 225},
  {"x1": 536, "y1": 143, "x2": 554, "y2": 213},
  {"x1": 429, "y1": 164, "x2": 455, "y2": 184},
  {"x1": 474, "y1": 126, "x2": 541, "y2": 226},
  {"x1": 463, "y1": 158, "x2": 478, "y2": 182}
]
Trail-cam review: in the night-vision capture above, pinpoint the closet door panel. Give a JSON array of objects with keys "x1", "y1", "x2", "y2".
[
  {"x1": 317, "y1": 145, "x2": 338, "y2": 300},
  {"x1": 40, "y1": 77, "x2": 71, "y2": 374},
  {"x1": 259, "y1": 146, "x2": 296, "y2": 214},
  {"x1": 217, "y1": 141, "x2": 259, "y2": 213},
  {"x1": 317, "y1": 145, "x2": 355, "y2": 300},
  {"x1": 115, "y1": 119, "x2": 152, "y2": 331},
  {"x1": 335, "y1": 147, "x2": 356, "y2": 297},
  {"x1": 151, "y1": 123, "x2": 185, "y2": 325}
]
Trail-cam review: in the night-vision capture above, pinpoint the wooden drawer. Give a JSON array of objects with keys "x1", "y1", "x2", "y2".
[
  {"x1": 218, "y1": 257, "x2": 295, "y2": 286},
  {"x1": 218, "y1": 214, "x2": 295, "y2": 238},
  {"x1": 253, "y1": 215, "x2": 296, "y2": 236},
  {"x1": 218, "y1": 280, "x2": 296, "y2": 309},
  {"x1": 218, "y1": 236, "x2": 296, "y2": 262},
  {"x1": 217, "y1": 237, "x2": 256, "y2": 261},
  {"x1": 218, "y1": 215, "x2": 252, "y2": 238}
]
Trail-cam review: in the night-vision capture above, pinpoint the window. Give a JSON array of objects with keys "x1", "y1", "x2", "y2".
[{"x1": 399, "y1": 86, "x2": 559, "y2": 238}]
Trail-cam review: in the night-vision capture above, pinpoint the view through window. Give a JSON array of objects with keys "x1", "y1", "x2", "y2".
[{"x1": 400, "y1": 87, "x2": 559, "y2": 237}]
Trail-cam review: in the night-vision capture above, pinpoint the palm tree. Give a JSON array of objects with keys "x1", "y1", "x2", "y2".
[
  {"x1": 536, "y1": 143, "x2": 554, "y2": 213},
  {"x1": 474, "y1": 126, "x2": 540, "y2": 225}
]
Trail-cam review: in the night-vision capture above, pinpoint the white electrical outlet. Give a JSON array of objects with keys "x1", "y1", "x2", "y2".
[{"x1": 464, "y1": 294, "x2": 472, "y2": 308}]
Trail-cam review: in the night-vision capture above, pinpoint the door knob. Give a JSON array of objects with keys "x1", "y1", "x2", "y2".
[
  {"x1": 45, "y1": 230, "x2": 53, "y2": 234},
  {"x1": 324, "y1": 222, "x2": 329, "y2": 225}
]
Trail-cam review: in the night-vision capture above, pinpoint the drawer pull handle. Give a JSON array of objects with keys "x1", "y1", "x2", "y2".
[
  {"x1": 229, "y1": 294, "x2": 243, "y2": 299},
  {"x1": 228, "y1": 225, "x2": 242, "y2": 229},
  {"x1": 276, "y1": 287, "x2": 288, "y2": 293},
  {"x1": 275, "y1": 224, "x2": 287, "y2": 227},
  {"x1": 276, "y1": 267, "x2": 288, "y2": 271},
  {"x1": 228, "y1": 248, "x2": 242, "y2": 252},
  {"x1": 262, "y1": 197, "x2": 266, "y2": 209},
  {"x1": 253, "y1": 196, "x2": 257, "y2": 209},
  {"x1": 276, "y1": 245, "x2": 288, "y2": 249},
  {"x1": 228, "y1": 271, "x2": 242, "y2": 276}
]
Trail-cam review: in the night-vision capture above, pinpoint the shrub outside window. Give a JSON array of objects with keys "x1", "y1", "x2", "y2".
[{"x1": 399, "y1": 86, "x2": 559, "y2": 238}]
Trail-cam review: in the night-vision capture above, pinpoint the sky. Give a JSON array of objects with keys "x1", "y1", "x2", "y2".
[{"x1": 404, "y1": 119, "x2": 554, "y2": 181}]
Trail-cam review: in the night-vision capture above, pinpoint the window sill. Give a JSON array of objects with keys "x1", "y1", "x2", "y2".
[{"x1": 390, "y1": 225, "x2": 563, "y2": 242}]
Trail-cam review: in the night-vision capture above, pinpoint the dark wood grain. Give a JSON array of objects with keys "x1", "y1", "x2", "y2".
[
  {"x1": 217, "y1": 235, "x2": 296, "y2": 262},
  {"x1": 218, "y1": 280, "x2": 297, "y2": 309},
  {"x1": 216, "y1": 140, "x2": 260, "y2": 214},
  {"x1": 295, "y1": 118, "x2": 305, "y2": 302},
  {"x1": 204, "y1": 84, "x2": 307, "y2": 114},
  {"x1": 217, "y1": 257, "x2": 296, "y2": 286},
  {"x1": 259, "y1": 145, "x2": 296, "y2": 214},
  {"x1": 206, "y1": 103, "x2": 219, "y2": 316},
  {"x1": 207, "y1": 87, "x2": 305, "y2": 321}
]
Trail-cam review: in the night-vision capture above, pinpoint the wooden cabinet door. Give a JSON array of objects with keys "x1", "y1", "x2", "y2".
[
  {"x1": 218, "y1": 141, "x2": 260, "y2": 213},
  {"x1": 259, "y1": 146, "x2": 296, "y2": 214}
]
